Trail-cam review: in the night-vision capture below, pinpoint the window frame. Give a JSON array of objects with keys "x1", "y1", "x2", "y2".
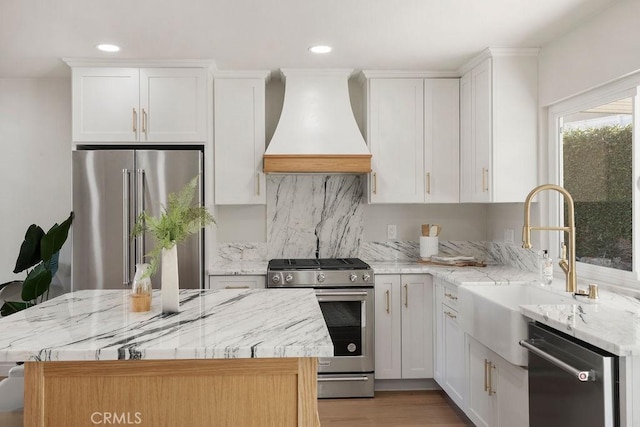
[{"x1": 547, "y1": 80, "x2": 639, "y2": 289}]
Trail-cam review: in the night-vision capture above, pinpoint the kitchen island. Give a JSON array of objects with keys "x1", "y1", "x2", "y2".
[{"x1": 0, "y1": 289, "x2": 333, "y2": 426}]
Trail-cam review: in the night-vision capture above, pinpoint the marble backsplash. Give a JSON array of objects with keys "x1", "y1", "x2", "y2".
[
  {"x1": 215, "y1": 240, "x2": 539, "y2": 273},
  {"x1": 215, "y1": 173, "x2": 539, "y2": 273},
  {"x1": 359, "y1": 241, "x2": 538, "y2": 272},
  {"x1": 266, "y1": 174, "x2": 364, "y2": 258}
]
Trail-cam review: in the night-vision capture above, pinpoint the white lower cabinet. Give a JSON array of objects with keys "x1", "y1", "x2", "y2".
[
  {"x1": 434, "y1": 278, "x2": 529, "y2": 426},
  {"x1": 208, "y1": 275, "x2": 265, "y2": 290},
  {"x1": 434, "y1": 279, "x2": 465, "y2": 409},
  {"x1": 467, "y1": 336, "x2": 529, "y2": 427},
  {"x1": 375, "y1": 274, "x2": 433, "y2": 380}
]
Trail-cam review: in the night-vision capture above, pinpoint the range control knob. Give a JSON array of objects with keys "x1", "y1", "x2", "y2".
[
  {"x1": 317, "y1": 273, "x2": 326, "y2": 283},
  {"x1": 349, "y1": 273, "x2": 358, "y2": 282},
  {"x1": 284, "y1": 274, "x2": 293, "y2": 283},
  {"x1": 272, "y1": 275, "x2": 281, "y2": 283},
  {"x1": 362, "y1": 273, "x2": 371, "y2": 282}
]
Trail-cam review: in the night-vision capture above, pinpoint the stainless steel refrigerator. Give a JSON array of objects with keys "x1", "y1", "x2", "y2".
[{"x1": 72, "y1": 149, "x2": 204, "y2": 291}]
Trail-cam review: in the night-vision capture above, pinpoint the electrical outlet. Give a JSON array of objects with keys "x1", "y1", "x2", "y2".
[
  {"x1": 504, "y1": 228, "x2": 515, "y2": 244},
  {"x1": 387, "y1": 224, "x2": 397, "y2": 240}
]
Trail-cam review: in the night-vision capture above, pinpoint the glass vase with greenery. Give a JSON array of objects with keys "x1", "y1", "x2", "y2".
[{"x1": 132, "y1": 176, "x2": 214, "y2": 277}]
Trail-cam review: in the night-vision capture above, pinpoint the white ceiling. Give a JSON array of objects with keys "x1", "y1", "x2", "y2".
[{"x1": 0, "y1": 0, "x2": 617, "y2": 78}]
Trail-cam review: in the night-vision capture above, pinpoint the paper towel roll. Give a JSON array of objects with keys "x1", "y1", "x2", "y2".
[{"x1": 420, "y1": 236, "x2": 439, "y2": 258}]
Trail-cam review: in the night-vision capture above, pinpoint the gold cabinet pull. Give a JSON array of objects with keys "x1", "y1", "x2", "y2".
[
  {"x1": 484, "y1": 359, "x2": 490, "y2": 392},
  {"x1": 404, "y1": 284, "x2": 408, "y2": 308},
  {"x1": 385, "y1": 289, "x2": 390, "y2": 313},
  {"x1": 426, "y1": 172, "x2": 431, "y2": 194},
  {"x1": 256, "y1": 173, "x2": 260, "y2": 195},
  {"x1": 225, "y1": 285, "x2": 250, "y2": 289},
  {"x1": 132, "y1": 108, "x2": 137, "y2": 133},
  {"x1": 142, "y1": 108, "x2": 148, "y2": 136},
  {"x1": 444, "y1": 311, "x2": 457, "y2": 319},
  {"x1": 372, "y1": 172, "x2": 377, "y2": 194},
  {"x1": 444, "y1": 292, "x2": 458, "y2": 301},
  {"x1": 482, "y1": 168, "x2": 489, "y2": 193},
  {"x1": 488, "y1": 363, "x2": 496, "y2": 395}
]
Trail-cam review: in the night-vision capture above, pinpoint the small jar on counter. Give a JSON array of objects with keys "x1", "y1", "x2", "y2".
[{"x1": 130, "y1": 263, "x2": 152, "y2": 312}]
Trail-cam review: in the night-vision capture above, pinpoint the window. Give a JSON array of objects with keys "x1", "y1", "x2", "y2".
[
  {"x1": 562, "y1": 98, "x2": 633, "y2": 271},
  {"x1": 549, "y1": 80, "x2": 639, "y2": 287}
]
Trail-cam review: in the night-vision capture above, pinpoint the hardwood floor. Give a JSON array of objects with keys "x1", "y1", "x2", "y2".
[
  {"x1": 0, "y1": 387, "x2": 472, "y2": 427},
  {"x1": 318, "y1": 390, "x2": 474, "y2": 426}
]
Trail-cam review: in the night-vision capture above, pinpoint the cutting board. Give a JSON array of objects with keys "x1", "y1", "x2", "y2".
[{"x1": 418, "y1": 259, "x2": 487, "y2": 267}]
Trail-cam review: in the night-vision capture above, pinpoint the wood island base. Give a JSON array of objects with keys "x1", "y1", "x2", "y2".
[{"x1": 24, "y1": 358, "x2": 319, "y2": 427}]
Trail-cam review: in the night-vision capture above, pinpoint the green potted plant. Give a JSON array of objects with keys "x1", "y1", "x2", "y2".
[
  {"x1": 0, "y1": 212, "x2": 74, "y2": 316},
  {"x1": 132, "y1": 176, "x2": 213, "y2": 313}
]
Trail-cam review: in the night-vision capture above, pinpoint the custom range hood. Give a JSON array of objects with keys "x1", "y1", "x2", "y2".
[{"x1": 264, "y1": 69, "x2": 372, "y2": 174}]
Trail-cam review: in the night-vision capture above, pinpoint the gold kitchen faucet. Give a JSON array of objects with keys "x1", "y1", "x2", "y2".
[{"x1": 522, "y1": 184, "x2": 580, "y2": 295}]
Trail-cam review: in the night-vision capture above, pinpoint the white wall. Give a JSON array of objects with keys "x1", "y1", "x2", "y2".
[
  {"x1": 538, "y1": 0, "x2": 640, "y2": 107},
  {"x1": 364, "y1": 203, "x2": 487, "y2": 242},
  {"x1": 0, "y1": 79, "x2": 72, "y2": 284},
  {"x1": 486, "y1": 0, "x2": 640, "y2": 246}
]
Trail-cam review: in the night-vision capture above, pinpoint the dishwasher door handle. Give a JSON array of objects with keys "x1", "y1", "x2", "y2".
[{"x1": 520, "y1": 339, "x2": 596, "y2": 382}]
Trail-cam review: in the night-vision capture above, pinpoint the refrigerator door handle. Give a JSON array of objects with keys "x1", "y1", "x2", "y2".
[
  {"x1": 136, "y1": 169, "x2": 146, "y2": 264},
  {"x1": 122, "y1": 169, "x2": 131, "y2": 286}
]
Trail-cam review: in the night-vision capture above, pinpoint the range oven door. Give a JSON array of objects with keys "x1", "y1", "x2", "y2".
[{"x1": 315, "y1": 288, "x2": 374, "y2": 374}]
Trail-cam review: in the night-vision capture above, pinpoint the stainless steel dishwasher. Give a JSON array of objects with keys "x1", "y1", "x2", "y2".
[{"x1": 520, "y1": 323, "x2": 619, "y2": 427}]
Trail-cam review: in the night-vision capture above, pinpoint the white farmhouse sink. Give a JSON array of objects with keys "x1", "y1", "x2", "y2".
[{"x1": 458, "y1": 284, "x2": 574, "y2": 366}]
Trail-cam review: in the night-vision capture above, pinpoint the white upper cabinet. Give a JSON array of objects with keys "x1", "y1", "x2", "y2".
[
  {"x1": 459, "y1": 49, "x2": 539, "y2": 203},
  {"x1": 214, "y1": 73, "x2": 269, "y2": 205},
  {"x1": 363, "y1": 73, "x2": 460, "y2": 204},
  {"x1": 71, "y1": 66, "x2": 208, "y2": 142},
  {"x1": 139, "y1": 68, "x2": 207, "y2": 142},
  {"x1": 366, "y1": 78, "x2": 425, "y2": 203},
  {"x1": 424, "y1": 79, "x2": 460, "y2": 203},
  {"x1": 72, "y1": 68, "x2": 140, "y2": 142}
]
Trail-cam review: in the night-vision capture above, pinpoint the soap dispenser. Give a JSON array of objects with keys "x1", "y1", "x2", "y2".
[{"x1": 540, "y1": 250, "x2": 553, "y2": 285}]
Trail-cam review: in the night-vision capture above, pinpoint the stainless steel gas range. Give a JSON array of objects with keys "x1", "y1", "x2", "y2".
[{"x1": 267, "y1": 258, "x2": 374, "y2": 398}]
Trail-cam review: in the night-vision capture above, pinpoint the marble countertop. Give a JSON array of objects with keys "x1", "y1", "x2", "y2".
[
  {"x1": 516, "y1": 279, "x2": 640, "y2": 356},
  {"x1": 208, "y1": 260, "x2": 538, "y2": 285},
  {"x1": 369, "y1": 261, "x2": 640, "y2": 356},
  {"x1": 0, "y1": 289, "x2": 333, "y2": 362},
  {"x1": 208, "y1": 261, "x2": 268, "y2": 276},
  {"x1": 367, "y1": 262, "x2": 538, "y2": 285},
  {"x1": 206, "y1": 258, "x2": 640, "y2": 356}
]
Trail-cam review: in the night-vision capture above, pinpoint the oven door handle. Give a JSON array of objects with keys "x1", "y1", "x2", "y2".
[
  {"x1": 520, "y1": 339, "x2": 596, "y2": 382},
  {"x1": 317, "y1": 376, "x2": 370, "y2": 382},
  {"x1": 314, "y1": 290, "x2": 369, "y2": 297}
]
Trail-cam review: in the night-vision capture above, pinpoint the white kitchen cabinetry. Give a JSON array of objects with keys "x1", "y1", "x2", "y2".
[
  {"x1": 366, "y1": 78, "x2": 424, "y2": 203},
  {"x1": 467, "y1": 336, "x2": 529, "y2": 427},
  {"x1": 459, "y1": 49, "x2": 538, "y2": 203},
  {"x1": 362, "y1": 74, "x2": 459, "y2": 204},
  {"x1": 208, "y1": 275, "x2": 265, "y2": 290},
  {"x1": 71, "y1": 66, "x2": 207, "y2": 142},
  {"x1": 433, "y1": 279, "x2": 465, "y2": 409},
  {"x1": 213, "y1": 72, "x2": 270, "y2": 205},
  {"x1": 375, "y1": 274, "x2": 433, "y2": 380}
]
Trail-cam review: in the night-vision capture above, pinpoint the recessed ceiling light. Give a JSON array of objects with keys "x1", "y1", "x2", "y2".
[
  {"x1": 96, "y1": 44, "x2": 120, "y2": 53},
  {"x1": 309, "y1": 45, "x2": 332, "y2": 54}
]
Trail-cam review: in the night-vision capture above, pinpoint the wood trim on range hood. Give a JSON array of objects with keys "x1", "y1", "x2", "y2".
[
  {"x1": 263, "y1": 154, "x2": 372, "y2": 173},
  {"x1": 264, "y1": 69, "x2": 371, "y2": 174}
]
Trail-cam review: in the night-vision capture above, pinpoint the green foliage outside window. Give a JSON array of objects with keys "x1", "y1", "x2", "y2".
[{"x1": 563, "y1": 124, "x2": 632, "y2": 271}]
